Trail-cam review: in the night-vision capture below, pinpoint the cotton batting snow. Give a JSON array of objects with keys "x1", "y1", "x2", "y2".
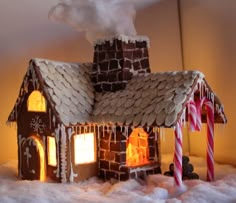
[{"x1": 1, "y1": 155, "x2": 236, "y2": 203}]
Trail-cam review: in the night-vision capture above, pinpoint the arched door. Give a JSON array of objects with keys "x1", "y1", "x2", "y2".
[{"x1": 21, "y1": 136, "x2": 46, "y2": 181}]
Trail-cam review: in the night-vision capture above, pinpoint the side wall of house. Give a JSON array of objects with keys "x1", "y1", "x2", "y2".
[
  {"x1": 16, "y1": 70, "x2": 60, "y2": 182},
  {"x1": 66, "y1": 125, "x2": 98, "y2": 183}
]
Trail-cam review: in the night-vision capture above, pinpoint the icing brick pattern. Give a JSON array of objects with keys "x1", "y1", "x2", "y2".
[
  {"x1": 98, "y1": 127, "x2": 161, "y2": 181},
  {"x1": 91, "y1": 38, "x2": 151, "y2": 92}
]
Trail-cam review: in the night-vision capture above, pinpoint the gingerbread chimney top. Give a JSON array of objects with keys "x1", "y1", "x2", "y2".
[{"x1": 91, "y1": 35, "x2": 151, "y2": 92}]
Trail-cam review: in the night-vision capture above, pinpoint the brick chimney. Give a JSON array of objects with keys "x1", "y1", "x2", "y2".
[{"x1": 91, "y1": 35, "x2": 151, "y2": 92}]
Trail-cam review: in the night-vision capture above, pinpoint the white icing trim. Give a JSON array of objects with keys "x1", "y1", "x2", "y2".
[
  {"x1": 60, "y1": 125, "x2": 67, "y2": 183},
  {"x1": 49, "y1": 109, "x2": 52, "y2": 130},
  {"x1": 68, "y1": 128, "x2": 78, "y2": 183},
  {"x1": 53, "y1": 131, "x2": 60, "y2": 178},
  {"x1": 93, "y1": 34, "x2": 150, "y2": 48},
  {"x1": 112, "y1": 125, "x2": 117, "y2": 144},
  {"x1": 33, "y1": 58, "x2": 85, "y2": 68},
  {"x1": 69, "y1": 162, "x2": 78, "y2": 183},
  {"x1": 23, "y1": 147, "x2": 32, "y2": 168}
]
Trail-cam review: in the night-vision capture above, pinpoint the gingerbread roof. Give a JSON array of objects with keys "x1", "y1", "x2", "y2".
[
  {"x1": 92, "y1": 71, "x2": 227, "y2": 127},
  {"x1": 8, "y1": 59, "x2": 227, "y2": 127},
  {"x1": 8, "y1": 58, "x2": 95, "y2": 125}
]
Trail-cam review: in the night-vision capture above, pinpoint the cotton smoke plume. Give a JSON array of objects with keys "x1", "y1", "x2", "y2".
[{"x1": 49, "y1": 0, "x2": 161, "y2": 43}]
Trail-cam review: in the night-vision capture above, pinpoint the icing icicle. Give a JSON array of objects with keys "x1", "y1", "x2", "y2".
[
  {"x1": 97, "y1": 124, "x2": 100, "y2": 159},
  {"x1": 75, "y1": 126, "x2": 78, "y2": 135},
  {"x1": 68, "y1": 128, "x2": 78, "y2": 183},
  {"x1": 54, "y1": 130, "x2": 60, "y2": 178},
  {"x1": 112, "y1": 126, "x2": 117, "y2": 144},
  {"x1": 98, "y1": 125, "x2": 100, "y2": 140},
  {"x1": 69, "y1": 162, "x2": 78, "y2": 183},
  {"x1": 49, "y1": 108, "x2": 51, "y2": 129},
  {"x1": 124, "y1": 126, "x2": 129, "y2": 139},
  {"x1": 102, "y1": 125, "x2": 105, "y2": 137}
]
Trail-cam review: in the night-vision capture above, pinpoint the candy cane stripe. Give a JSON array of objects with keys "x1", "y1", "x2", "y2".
[
  {"x1": 203, "y1": 98, "x2": 215, "y2": 181},
  {"x1": 188, "y1": 100, "x2": 197, "y2": 131},
  {"x1": 174, "y1": 121, "x2": 183, "y2": 186}
]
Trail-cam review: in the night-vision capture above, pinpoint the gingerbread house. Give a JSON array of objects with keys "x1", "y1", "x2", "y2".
[{"x1": 7, "y1": 35, "x2": 227, "y2": 185}]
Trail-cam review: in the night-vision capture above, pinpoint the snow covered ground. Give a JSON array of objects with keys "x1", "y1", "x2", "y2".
[{"x1": 1, "y1": 155, "x2": 236, "y2": 203}]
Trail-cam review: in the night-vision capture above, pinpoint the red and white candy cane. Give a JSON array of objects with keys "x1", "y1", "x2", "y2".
[
  {"x1": 174, "y1": 121, "x2": 183, "y2": 186},
  {"x1": 195, "y1": 99, "x2": 204, "y2": 131},
  {"x1": 188, "y1": 99, "x2": 197, "y2": 131},
  {"x1": 202, "y1": 97, "x2": 215, "y2": 181}
]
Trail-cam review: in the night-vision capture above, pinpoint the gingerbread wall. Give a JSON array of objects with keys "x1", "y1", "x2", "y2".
[
  {"x1": 66, "y1": 125, "x2": 98, "y2": 183},
  {"x1": 15, "y1": 69, "x2": 61, "y2": 182},
  {"x1": 98, "y1": 126, "x2": 161, "y2": 181}
]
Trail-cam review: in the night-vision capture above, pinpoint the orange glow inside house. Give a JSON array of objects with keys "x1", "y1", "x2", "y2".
[
  {"x1": 27, "y1": 90, "x2": 46, "y2": 112},
  {"x1": 47, "y1": 136, "x2": 57, "y2": 167},
  {"x1": 74, "y1": 133, "x2": 96, "y2": 164},
  {"x1": 32, "y1": 136, "x2": 46, "y2": 181},
  {"x1": 126, "y1": 128, "x2": 149, "y2": 167}
]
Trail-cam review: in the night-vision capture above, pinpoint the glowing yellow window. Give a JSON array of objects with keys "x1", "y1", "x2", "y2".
[
  {"x1": 74, "y1": 133, "x2": 96, "y2": 165},
  {"x1": 27, "y1": 90, "x2": 46, "y2": 112},
  {"x1": 47, "y1": 136, "x2": 57, "y2": 167}
]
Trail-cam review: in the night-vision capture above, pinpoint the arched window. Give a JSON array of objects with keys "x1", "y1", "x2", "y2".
[{"x1": 27, "y1": 90, "x2": 46, "y2": 112}]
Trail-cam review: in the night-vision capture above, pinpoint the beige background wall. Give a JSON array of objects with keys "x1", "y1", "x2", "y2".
[
  {"x1": 180, "y1": 0, "x2": 236, "y2": 165},
  {"x1": 1, "y1": 0, "x2": 235, "y2": 166},
  {"x1": 0, "y1": 0, "x2": 182, "y2": 163}
]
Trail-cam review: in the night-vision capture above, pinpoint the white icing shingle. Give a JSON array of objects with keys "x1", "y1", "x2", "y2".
[
  {"x1": 92, "y1": 71, "x2": 205, "y2": 127},
  {"x1": 33, "y1": 58, "x2": 95, "y2": 126},
  {"x1": 7, "y1": 58, "x2": 227, "y2": 127}
]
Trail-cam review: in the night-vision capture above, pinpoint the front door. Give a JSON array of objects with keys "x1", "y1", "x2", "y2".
[{"x1": 21, "y1": 136, "x2": 46, "y2": 181}]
